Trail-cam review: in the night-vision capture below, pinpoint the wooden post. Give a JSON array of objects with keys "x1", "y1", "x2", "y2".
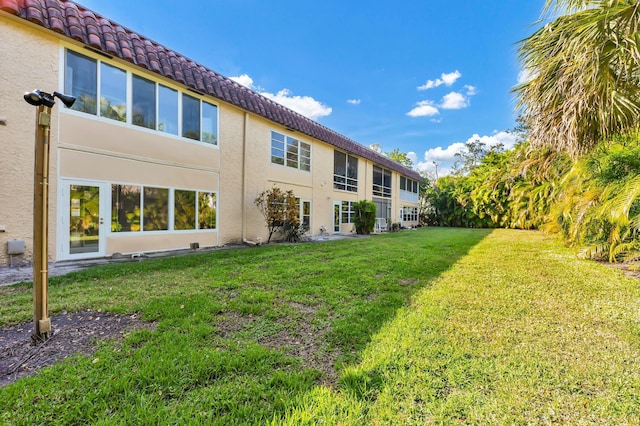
[{"x1": 32, "y1": 105, "x2": 51, "y2": 339}]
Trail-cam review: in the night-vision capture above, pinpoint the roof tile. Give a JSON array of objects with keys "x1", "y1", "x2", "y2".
[{"x1": 0, "y1": 0, "x2": 421, "y2": 180}]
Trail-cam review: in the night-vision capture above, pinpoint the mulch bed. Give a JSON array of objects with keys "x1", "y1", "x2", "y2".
[{"x1": 0, "y1": 310, "x2": 155, "y2": 388}]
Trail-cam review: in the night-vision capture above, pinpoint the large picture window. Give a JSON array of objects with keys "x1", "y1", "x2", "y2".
[
  {"x1": 373, "y1": 166, "x2": 392, "y2": 198},
  {"x1": 334, "y1": 151, "x2": 358, "y2": 192},
  {"x1": 111, "y1": 184, "x2": 216, "y2": 233},
  {"x1": 64, "y1": 49, "x2": 219, "y2": 145},
  {"x1": 270, "y1": 131, "x2": 311, "y2": 171}
]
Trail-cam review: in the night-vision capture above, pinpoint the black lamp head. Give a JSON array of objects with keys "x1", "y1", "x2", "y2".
[
  {"x1": 23, "y1": 90, "x2": 56, "y2": 108},
  {"x1": 53, "y1": 91, "x2": 76, "y2": 108},
  {"x1": 24, "y1": 90, "x2": 76, "y2": 108}
]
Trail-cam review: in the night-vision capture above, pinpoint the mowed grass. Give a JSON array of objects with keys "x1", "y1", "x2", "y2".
[{"x1": 2, "y1": 228, "x2": 640, "y2": 424}]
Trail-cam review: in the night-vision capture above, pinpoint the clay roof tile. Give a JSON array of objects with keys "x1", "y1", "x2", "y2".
[
  {"x1": 0, "y1": 0, "x2": 421, "y2": 180},
  {"x1": 0, "y1": 0, "x2": 20, "y2": 14}
]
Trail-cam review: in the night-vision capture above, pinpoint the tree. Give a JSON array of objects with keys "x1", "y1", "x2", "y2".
[
  {"x1": 515, "y1": 0, "x2": 640, "y2": 156},
  {"x1": 254, "y1": 186, "x2": 299, "y2": 243},
  {"x1": 452, "y1": 139, "x2": 504, "y2": 175},
  {"x1": 386, "y1": 148, "x2": 414, "y2": 168}
]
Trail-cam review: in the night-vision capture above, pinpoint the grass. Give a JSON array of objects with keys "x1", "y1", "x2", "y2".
[{"x1": 2, "y1": 228, "x2": 640, "y2": 424}]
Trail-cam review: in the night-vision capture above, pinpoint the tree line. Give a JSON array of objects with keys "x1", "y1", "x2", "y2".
[{"x1": 421, "y1": 0, "x2": 640, "y2": 262}]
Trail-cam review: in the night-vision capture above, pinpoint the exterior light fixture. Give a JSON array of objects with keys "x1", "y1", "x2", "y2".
[
  {"x1": 23, "y1": 90, "x2": 76, "y2": 108},
  {"x1": 23, "y1": 89, "x2": 75, "y2": 340}
]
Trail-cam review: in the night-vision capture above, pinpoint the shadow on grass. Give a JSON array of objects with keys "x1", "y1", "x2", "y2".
[{"x1": 0, "y1": 227, "x2": 491, "y2": 424}]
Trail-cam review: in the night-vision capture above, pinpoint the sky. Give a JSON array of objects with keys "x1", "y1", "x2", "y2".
[{"x1": 78, "y1": 0, "x2": 546, "y2": 176}]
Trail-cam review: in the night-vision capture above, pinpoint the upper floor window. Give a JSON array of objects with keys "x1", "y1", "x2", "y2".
[
  {"x1": 400, "y1": 176, "x2": 419, "y2": 193},
  {"x1": 100, "y1": 63, "x2": 126, "y2": 122},
  {"x1": 400, "y1": 176, "x2": 419, "y2": 202},
  {"x1": 64, "y1": 49, "x2": 218, "y2": 145},
  {"x1": 334, "y1": 150, "x2": 358, "y2": 192},
  {"x1": 270, "y1": 131, "x2": 311, "y2": 171},
  {"x1": 65, "y1": 50, "x2": 97, "y2": 115},
  {"x1": 373, "y1": 166, "x2": 392, "y2": 198}
]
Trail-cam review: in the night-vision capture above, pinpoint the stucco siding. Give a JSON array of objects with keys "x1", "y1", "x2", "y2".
[{"x1": 0, "y1": 17, "x2": 60, "y2": 265}]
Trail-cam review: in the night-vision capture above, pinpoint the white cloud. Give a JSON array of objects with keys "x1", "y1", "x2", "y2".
[
  {"x1": 230, "y1": 74, "x2": 254, "y2": 88},
  {"x1": 407, "y1": 151, "x2": 418, "y2": 166},
  {"x1": 440, "y1": 91, "x2": 469, "y2": 110},
  {"x1": 418, "y1": 70, "x2": 462, "y2": 91},
  {"x1": 464, "y1": 85, "x2": 477, "y2": 96},
  {"x1": 262, "y1": 89, "x2": 332, "y2": 120},
  {"x1": 229, "y1": 74, "x2": 332, "y2": 120},
  {"x1": 407, "y1": 100, "x2": 440, "y2": 117},
  {"x1": 347, "y1": 99, "x2": 361, "y2": 105},
  {"x1": 415, "y1": 130, "x2": 519, "y2": 177}
]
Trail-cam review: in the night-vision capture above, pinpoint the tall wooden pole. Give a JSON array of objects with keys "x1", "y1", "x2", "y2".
[{"x1": 33, "y1": 105, "x2": 51, "y2": 339}]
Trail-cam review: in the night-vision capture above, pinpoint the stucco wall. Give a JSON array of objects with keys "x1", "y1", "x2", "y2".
[
  {"x1": 0, "y1": 17, "x2": 59, "y2": 266},
  {"x1": 0, "y1": 14, "x2": 420, "y2": 266}
]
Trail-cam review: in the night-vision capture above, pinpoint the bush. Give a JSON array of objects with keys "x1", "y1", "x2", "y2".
[{"x1": 353, "y1": 200, "x2": 377, "y2": 235}]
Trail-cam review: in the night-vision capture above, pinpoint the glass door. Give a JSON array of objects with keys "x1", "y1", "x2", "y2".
[
  {"x1": 61, "y1": 180, "x2": 108, "y2": 259},
  {"x1": 333, "y1": 201, "x2": 341, "y2": 233}
]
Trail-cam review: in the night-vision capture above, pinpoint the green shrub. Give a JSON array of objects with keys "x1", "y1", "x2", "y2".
[{"x1": 353, "y1": 200, "x2": 376, "y2": 234}]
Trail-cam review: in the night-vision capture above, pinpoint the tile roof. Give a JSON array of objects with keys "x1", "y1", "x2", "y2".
[{"x1": 0, "y1": 0, "x2": 422, "y2": 181}]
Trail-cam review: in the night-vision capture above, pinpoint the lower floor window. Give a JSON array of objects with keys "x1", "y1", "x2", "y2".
[
  {"x1": 341, "y1": 201, "x2": 355, "y2": 223},
  {"x1": 402, "y1": 206, "x2": 418, "y2": 222},
  {"x1": 112, "y1": 183, "x2": 217, "y2": 233},
  {"x1": 295, "y1": 198, "x2": 312, "y2": 231}
]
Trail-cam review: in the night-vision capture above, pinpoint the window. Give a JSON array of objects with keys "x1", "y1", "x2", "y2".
[
  {"x1": 373, "y1": 166, "x2": 392, "y2": 198},
  {"x1": 286, "y1": 138, "x2": 299, "y2": 168},
  {"x1": 400, "y1": 176, "x2": 419, "y2": 202},
  {"x1": 132, "y1": 75, "x2": 156, "y2": 129},
  {"x1": 158, "y1": 85, "x2": 178, "y2": 135},
  {"x1": 295, "y1": 198, "x2": 312, "y2": 230},
  {"x1": 143, "y1": 187, "x2": 169, "y2": 231},
  {"x1": 100, "y1": 63, "x2": 127, "y2": 122},
  {"x1": 270, "y1": 131, "x2": 311, "y2": 171},
  {"x1": 65, "y1": 50, "x2": 97, "y2": 115},
  {"x1": 174, "y1": 190, "x2": 196, "y2": 230},
  {"x1": 112, "y1": 184, "x2": 216, "y2": 233},
  {"x1": 341, "y1": 201, "x2": 355, "y2": 223},
  {"x1": 199, "y1": 192, "x2": 217, "y2": 229},
  {"x1": 111, "y1": 185, "x2": 141, "y2": 232},
  {"x1": 334, "y1": 151, "x2": 358, "y2": 192},
  {"x1": 201, "y1": 102, "x2": 218, "y2": 144},
  {"x1": 400, "y1": 177, "x2": 419, "y2": 193},
  {"x1": 64, "y1": 49, "x2": 219, "y2": 145},
  {"x1": 402, "y1": 207, "x2": 418, "y2": 222},
  {"x1": 271, "y1": 132, "x2": 285, "y2": 165},
  {"x1": 182, "y1": 93, "x2": 200, "y2": 140}
]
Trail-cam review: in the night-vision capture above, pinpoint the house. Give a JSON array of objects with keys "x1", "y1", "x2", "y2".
[{"x1": 0, "y1": 0, "x2": 422, "y2": 265}]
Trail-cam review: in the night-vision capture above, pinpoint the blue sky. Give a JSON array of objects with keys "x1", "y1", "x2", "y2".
[{"x1": 78, "y1": 0, "x2": 545, "y2": 176}]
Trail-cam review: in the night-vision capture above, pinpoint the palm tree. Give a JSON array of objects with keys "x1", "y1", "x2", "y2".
[{"x1": 515, "y1": 0, "x2": 640, "y2": 157}]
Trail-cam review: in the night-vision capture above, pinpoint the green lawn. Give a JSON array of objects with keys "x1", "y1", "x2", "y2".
[{"x1": 1, "y1": 228, "x2": 639, "y2": 424}]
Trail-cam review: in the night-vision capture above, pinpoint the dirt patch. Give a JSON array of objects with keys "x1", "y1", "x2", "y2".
[
  {"x1": 606, "y1": 262, "x2": 640, "y2": 280},
  {"x1": 0, "y1": 310, "x2": 156, "y2": 388},
  {"x1": 217, "y1": 303, "x2": 340, "y2": 387}
]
